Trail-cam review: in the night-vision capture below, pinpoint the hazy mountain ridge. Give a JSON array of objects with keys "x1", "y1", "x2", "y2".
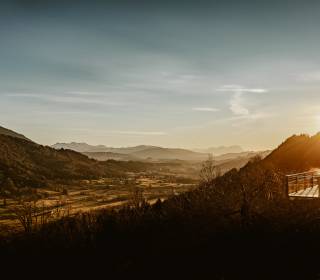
[
  {"x1": 129, "y1": 146, "x2": 209, "y2": 161},
  {"x1": 52, "y1": 143, "x2": 156, "y2": 154},
  {"x1": 52, "y1": 142, "x2": 267, "y2": 162},
  {"x1": 194, "y1": 145, "x2": 243, "y2": 155},
  {"x1": 52, "y1": 142, "x2": 209, "y2": 161},
  {"x1": 214, "y1": 150, "x2": 270, "y2": 161},
  {"x1": 52, "y1": 142, "x2": 109, "y2": 153},
  {"x1": 83, "y1": 152, "x2": 139, "y2": 161}
]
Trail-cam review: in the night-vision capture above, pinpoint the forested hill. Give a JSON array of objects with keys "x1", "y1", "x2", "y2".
[
  {"x1": 263, "y1": 133, "x2": 320, "y2": 173},
  {"x1": 0, "y1": 134, "x2": 110, "y2": 187},
  {"x1": 0, "y1": 134, "x2": 152, "y2": 187},
  {"x1": 0, "y1": 126, "x2": 30, "y2": 141}
]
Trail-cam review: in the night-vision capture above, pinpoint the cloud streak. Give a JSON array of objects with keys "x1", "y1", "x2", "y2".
[
  {"x1": 217, "y1": 85, "x2": 267, "y2": 116},
  {"x1": 298, "y1": 72, "x2": 320, "y2": 82},
  {"x1": 4, "y1": 92, "x2": 123, "y2": 106},
  {"x1": 230, "y1": 91, "x2": 249, "y2": 115}
]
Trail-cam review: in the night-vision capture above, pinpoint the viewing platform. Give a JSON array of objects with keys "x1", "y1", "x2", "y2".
[{"x1": 286, "y1": 171, "x2": 320, "y2": 198}]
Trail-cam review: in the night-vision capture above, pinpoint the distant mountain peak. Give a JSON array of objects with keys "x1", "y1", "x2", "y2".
[
  {"x1": 52, "y1": 142, "x2": 109, "y2": 153},
  {"x1": 193, "y1": 145, "x2": 243, "y2": 155}
]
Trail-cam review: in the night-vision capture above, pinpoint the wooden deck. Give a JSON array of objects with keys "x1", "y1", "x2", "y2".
[
  {"x1": 286, "y1": 171, "x2": 320, "y2": 198},
  {"x1": 289, "y1": 185, "x2": 319, "y2": 198}
]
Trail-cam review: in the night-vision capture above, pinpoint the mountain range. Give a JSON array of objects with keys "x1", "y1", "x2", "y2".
[
  {"x1": 52, "y1": 134, "x2": 320, "y2": 174},
  {"x1": 193, "y1": 145, "x2": 243, "y2": 155},
  {"x1": 52, "y1": 142, "x2": 252, "y2": 161},
  {"x1": 3, "y1": 125, "x2": 303, "y2": 190},
  {"x1": 52, "y1": 142, "x2": 210, "y2": 161}
]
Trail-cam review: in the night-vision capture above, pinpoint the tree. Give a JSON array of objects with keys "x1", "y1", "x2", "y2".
[
  {"x1": 0, "y1": 177, "x2": 15, "y2": 207},
  {"x1": 199, "y1": 154, "x2": 221, "y2": 186},
  {"x1": 237, "y1": 160, "x2": 284, "y2": 228},
  {"x1": 10, "y1": 199, "x2": 38, "y2": 233},
  {"x1": 129, "y1": 186, "x2": 146, "y2": 208},
  {"x1": 8, "y1": 187, "x2": 48, "y2": 233}
]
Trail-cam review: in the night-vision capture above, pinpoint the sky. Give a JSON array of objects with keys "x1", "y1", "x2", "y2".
[{"x1": 1, "y1": 0, "x2": 320, "y2": 150}]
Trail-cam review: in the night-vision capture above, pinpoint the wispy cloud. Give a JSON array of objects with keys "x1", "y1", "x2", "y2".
[
  {"x1": 298, "y1": 72, "x2": 320, "y2": 82},
  {"x1": 66, "y1": 91, "x2": 105, "y2": 97},
  {"x1": 217, "y1": 85, "x2": 267, "y2": 116},
  {"x1": 192, "y1": 107, "x2": 219, "y2": 112},
  {"x1": 217, "y1": 85, "x2": 267, "y2": 94},
  {"x1": 4, "y1": 92, "x2": 123, "y2": 106},
  {"x1": 4, "y1": 93, "x2": 41, "y2": 98},
  {"x1": 173, "y1": 112, "x2": 275, "y2": 132},
  {"x1": 230, "y1": 92, "x2": 249, "y2": 115}
]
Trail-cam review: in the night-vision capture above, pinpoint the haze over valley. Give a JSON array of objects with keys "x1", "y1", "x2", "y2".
[
  {"x1": 0, "y1": 124, "x2": 269, "y2": 234},
  {"x1": 52, "y1": 141, "x2": 265, "y2": 162}
]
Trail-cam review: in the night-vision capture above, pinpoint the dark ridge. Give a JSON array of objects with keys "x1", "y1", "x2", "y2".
[
  {"x1": 263, "y1": 133, "x2": 320, "y2": 173},
  {"x1": 0, "y1": 125, "x2": 31, "y2": 142},
  {"x1": 0, "y1": 134, "x2": 156, "y2": 187}
]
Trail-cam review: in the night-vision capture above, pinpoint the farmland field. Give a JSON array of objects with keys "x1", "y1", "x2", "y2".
[{"x1": 0, "y1": 171, "x2": 197, "y2": 234}]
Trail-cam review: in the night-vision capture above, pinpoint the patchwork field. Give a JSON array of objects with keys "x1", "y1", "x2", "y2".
[{"x1": 0, "y1": 172, "x2": 197, "y2": 234}]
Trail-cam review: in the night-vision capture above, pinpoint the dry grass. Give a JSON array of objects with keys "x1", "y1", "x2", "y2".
[{"x1": 0, "y1": 172, "x2": 196, "y2": 233}]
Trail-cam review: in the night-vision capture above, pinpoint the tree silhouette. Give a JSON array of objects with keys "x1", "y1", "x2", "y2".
[{"x1": 199, "y1": 154, "x2": 221, "y2": 186}]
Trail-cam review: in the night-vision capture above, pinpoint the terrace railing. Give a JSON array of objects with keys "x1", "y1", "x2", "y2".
[{"x1": 286, "y1": 171, "x2": 320, "y2": 198}]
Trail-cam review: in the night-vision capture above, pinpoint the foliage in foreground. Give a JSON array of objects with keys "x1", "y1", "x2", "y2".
[{"x1": 2, "y1": 158, "x2": 320, "y2": 278}]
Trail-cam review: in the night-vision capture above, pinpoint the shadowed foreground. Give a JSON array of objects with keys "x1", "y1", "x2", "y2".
[
  {"x1": 2, "y1": 158, "x2": 320, "y2": 279},
  {"x1": 2, "y1": 204, "x2": 320, "y2": 279}
]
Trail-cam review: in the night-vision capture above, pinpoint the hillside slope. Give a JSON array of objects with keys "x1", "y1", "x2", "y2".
[
  {"x1": 263, "y1": 133, "x2": 320, "y2": 173},
  {"x1": 0, "y1": 135, "x2": 110, "y2": 187},
  {"x1": 0, "y1": 134, "x2": 173, "y2": 188},
  {"x1": 130, "y1": 147, "x2": 209, "y2": 161},
  {"x1": 83, "y1": 152, "x2": 139, "y2": 161},
  {"x1": 0, "y1": 126, "x2": 30, "y2": 141},
  {"x1": 52, "y1": 142, "x2": 109, "y2": 152},
  {"x1": 215, "y1": 150, "x2": 270, "y2": 161}
]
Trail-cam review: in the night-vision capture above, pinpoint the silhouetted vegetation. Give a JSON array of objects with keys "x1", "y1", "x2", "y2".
[
  {"x1": 2, "y1": 134, "x2": 320, "y2": 278},
  {"x1": 1, "y1": 153, "x2": 320, "y2": 279}
]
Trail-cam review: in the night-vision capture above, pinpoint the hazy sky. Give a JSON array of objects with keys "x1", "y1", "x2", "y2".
[{"x1": 2, "y1": 0, "x2": 320, "y2": 150}]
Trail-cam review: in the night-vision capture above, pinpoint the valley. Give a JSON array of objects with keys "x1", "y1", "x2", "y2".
[
  {"x1": 0, "y1": 170, "x2": 197, "y2": 233},
  {"x1": 0, "y1": 125, "x2": 271, "y2": 234}
]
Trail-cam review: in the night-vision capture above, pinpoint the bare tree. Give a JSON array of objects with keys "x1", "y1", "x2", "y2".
[
  {"x1": 9, "y1": 194, "x2": 40, "y2": 233},
  {"x1": 199, "y1": 154, "x2": 221, "y2": 186},
  {"x1": 129, "y1": 187, "x2": 145, "y2": 208}
]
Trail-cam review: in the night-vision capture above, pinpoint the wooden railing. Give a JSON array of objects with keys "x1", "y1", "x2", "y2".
[{"x1": 286, "y1": 171, "x2": 320, "y2": 197}]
